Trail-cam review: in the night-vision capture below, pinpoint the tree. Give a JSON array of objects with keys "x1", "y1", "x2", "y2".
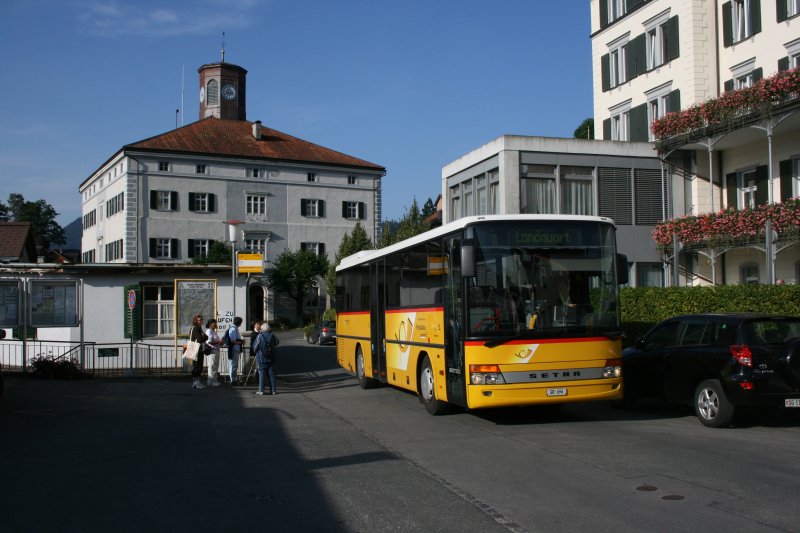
[
  {"x1": 325, "y1": 222, "x2": 373, "y2": 299},
  {"x1": 573, "y1": 118, "x2": 595, "y2": 139},
  {"x1": 0, "y1": 193, "x2": 65, "y2": 251},
  {"x1": 191, "y1": 240, "x2": 231, "y2": 264},
  {"x1": 394, "y1": 198, "x2": 429, "y2": 242},
  {"x1": 267, "y1": 248, "x2": 330, "y2": 320},
  {"x1": 421, "y1": 197, "x2": 437, "y2": 219},
  {"x1": 376, "y1": 220, "x2": 397, "y2": 249}
]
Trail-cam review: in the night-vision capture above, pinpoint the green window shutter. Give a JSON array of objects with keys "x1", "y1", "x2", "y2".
[
  {"x1": 149, "y1": 238, "x2": 157, "y2": 258},
  {"x1": 724, "y1": 79, "x2": 734, "y2": 92},
  {"x1": 358, "y1": 202, "x2": 366, "y2": 220},
  {"x1": 208, "y1": 194, "x2": 215, "y2": 212},
  {"x1": 188, "y1": 239, "x2": 195, "y2": 258},
  {"x1": 600, "y1": 0, "x2": 608, "y2": 28},
  {"x1": 188, "y1": 192, "x2": 196, "y2": 212},
  {"x1": 752, "y1": 67, "x2": 763, "y2": 82},
  {"x1": 301, "y1": 199, "x2": 308, "y2": 216},
  {"x1": 751, "y1": 0, "x2": 761, "y2": 35},
  {"x1": 601, "y1": 54, "x2": 610, "y2": 92},
  {"x1": 722, "y1": 2, "x2": 733, "y2": 47},
  {"x1": 666, "y1": 16, "x2": 680, "y2": 61},
  {"x1": 124, "y1": 285, "x2": 142, "y2": 339},
  {"x1": 779, "y1": 159, "x2": 794, "y2": 202},
  {"x1": 170, "y1": 191, "x2": 178, "y2": 211},
  {"x1": 319, "y1": 243, "x2": 326, "y2": 257},
  {"x1": 603, "y1": 118, "x2": 611, "y2": 140},
  {"x1": 319, "y1": 200, "x2": 325, "y2": 218},
  {"x1": 150, "y1": 190, "x2": 157, "y2": 209},
  {"x1": 667, "y1": 89, "x2": 681, "y2": 113},
  {"x1": 171, "y1": 239, "x2": 179, "y2": 259},
  {"x1": 726, "y1": 172, "x2": 738, "y2": 209},
  {"x1": 342, "y1": 201, "x2": 348, "y2": 218},
  {"x1": 755, "y1": 165, "x2": 769, "y2": 206},
  {"x1": 777, "y1": 0, "x2": 788, "y2": 22},
  {"x1": 624, "y1": 42, "x2": 636, "y2": 82},
  {"x1": 634, "y1": 34, "x2": 647, "y2": 76},
  {"x1": 778, "y1": 56, "x2": 790, "y2": 72},
  {"x1": 628, "y1": 0, "x2": 645, "y2": 10},
  {"x1": 629, "y1": 103, "x2": 648, "y2": 142}
]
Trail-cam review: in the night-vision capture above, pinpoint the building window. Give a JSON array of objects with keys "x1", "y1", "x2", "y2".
[
  {"x1": 301, "y1": 199, "x2": 324, "y2": 218},
  {"x1": 307, "y1": 172, "x2": 318, "y2": 182},
  {"x1": 187, "y1": 239, "x2": 210, "y2": 259},
  {"x1": 106, "y1": 192, "x2": 124, "y2": 217},
  {"x1": 244, "y1": 238, "x2": 267, "y2": 255},
  {"x1": 450, "y1": 185, "x2": 461, "y2": 220},
  {"x1": 611, "y1": 110, "x2": 629, "y2": 141},
  {"x1": 342, "y1": 201, "x2": 366, "y2": 220},
  {"x1": 741, "y1": 262, "x2": 759, "y2": 285},
  {"x1": 246, "y1": 194, "x2": 267, "y2": 215},
  {"x1": 301, "y1": 242, "x2": 326, "y2": 257},
  {"x1": 158, "y1": 161, "x2": 170, "y2": 172},
  {"x1": 463, "y1": 181, "x2": 474, "y2": 217},
  {"x1": 609, "y1": 46, "x2": 626, "y2": 88},
  {"x1": 149, "y1": 238, "x2": 177, "y2": 259},
  {"x1": 196, "y1": 164, "x2": 207, "y2": 174},
  {"x1": 489, "y1": 181, "x2": 499, "y2": 214},
  {"x1": 733, "y1": 0, "x2": 752, "y2": 42},
  {"x1": 152, "y1": 190, "x2": 176, "y2": 211},
  {"x1": 347, "y1": 175, "x2": 357, "y2": 185},
  {"x1": 105, "y1": 239, "x2": 124, "y2": 261},
  {"x1": 207, "y1": 80, "x2": 218, "y2": 106},
  {"x1": 82, "y1": 209, "x2": 96, "y2": 229},
  {"x1": 560, "y1": 166, "x2": 594, "y2": 215},
  {"x1": 143, "y1": 285, "x2": 174, "y2": 336},
  {"x1": 607, "y1": 0, "x2": 625, "y2": 23},
  {"x1": 789, "y1": 0, "x2": 800, "y2": 18},
  {"x1": 740, "y1": 169, "x2": 758, "y2": 208},
  {"x1": 189, "y1": 192, "x2": 214, "y2": 212},
  {"x1": 82, "y1": 249, "x2": 95, "y2": 263},
  {"x1": 637, "y1": 263, "x2": 664, "y2": 287},
  {"x1": 249, "y1": 168, "x2": 260, "y2": 178},
  {"x1": 520, "y1": 164, "x2": 556, "y2": 214}
]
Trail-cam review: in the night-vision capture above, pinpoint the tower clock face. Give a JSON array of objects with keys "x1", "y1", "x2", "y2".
[
  {"x1": 199, "y1": 86, "x2": 205, "y2": 103},
  {"x1": 222, "y1": 84, "x2": 237, "y2": 100}
]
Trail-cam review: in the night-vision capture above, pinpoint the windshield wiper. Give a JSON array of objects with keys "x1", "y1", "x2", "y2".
[{"x1": 483, "y1": 336, "x2": 518, "y2": 348}]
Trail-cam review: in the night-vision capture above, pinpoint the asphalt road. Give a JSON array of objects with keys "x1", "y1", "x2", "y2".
[{"x1": 2, "y1": 332, "x2": 799, "y2": 532}]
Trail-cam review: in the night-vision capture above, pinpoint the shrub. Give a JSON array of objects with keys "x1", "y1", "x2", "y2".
[
  {"x1": 30, "y1": 355, "x2": 87, "y2": 380},
  {"x1": 322, "y1": 308, "x2": 337, "y2": 321}
]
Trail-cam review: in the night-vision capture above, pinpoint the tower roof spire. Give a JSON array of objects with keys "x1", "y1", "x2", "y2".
[{"x1": 221, "y1": 31, "x2": 226, "y2": 62}]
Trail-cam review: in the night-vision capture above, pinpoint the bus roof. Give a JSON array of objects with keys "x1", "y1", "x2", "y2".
[{"x1": 336, "y1": 214, "x2": 616, "y2": 272}]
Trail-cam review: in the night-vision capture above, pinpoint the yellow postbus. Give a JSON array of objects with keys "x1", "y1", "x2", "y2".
[{"x1": 335, "y1": 215, "x2": 628, "y2": 414}]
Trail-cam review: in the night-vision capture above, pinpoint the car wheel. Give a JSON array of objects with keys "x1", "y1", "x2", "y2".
[
  {"x1": 418, "y1": 355, "x2": 449, "y2": 415},
  {"x1": 356, "y1": 347, "x2": 377, "y2": 389},
  {"x1": 694, "y1": 379, "x2": 734, "y2": 428}
]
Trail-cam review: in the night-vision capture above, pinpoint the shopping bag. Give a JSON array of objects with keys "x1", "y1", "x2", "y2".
[{"x1": 183, "y1": 340, "x2": 201, "y2": 361}]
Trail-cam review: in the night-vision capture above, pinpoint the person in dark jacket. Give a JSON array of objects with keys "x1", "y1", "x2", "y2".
[
  {"x1": 252, "y1": 322, "x2": 279, "y2": 395},
  {"x1": 190, "y1": 314, "x2": 208, "y2": 389}
]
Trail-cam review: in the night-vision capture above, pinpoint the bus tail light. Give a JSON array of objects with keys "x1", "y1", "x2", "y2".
[
  {"x1": 730, "y1": 345, "x2": 752, "y2": 367},
  {"x1": 602, "y1": 359, "x2": 622, "y2": 378},
  {"x1": 470, "y1": 364, "x2": 502, "y2": 385}
]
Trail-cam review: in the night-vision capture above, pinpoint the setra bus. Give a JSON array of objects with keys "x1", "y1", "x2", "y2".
[{"x1": 335, "y1": 214, "x2": 628, "y2": 414}]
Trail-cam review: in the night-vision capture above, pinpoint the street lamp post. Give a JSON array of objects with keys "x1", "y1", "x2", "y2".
[{"x1": 224, "y1": 220, "x2": 243, "y2": 323}]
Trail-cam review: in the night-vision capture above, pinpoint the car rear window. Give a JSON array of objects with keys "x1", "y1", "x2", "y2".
[{"x1": 744, "y1": 319, "x2": 800, "y2": 346}]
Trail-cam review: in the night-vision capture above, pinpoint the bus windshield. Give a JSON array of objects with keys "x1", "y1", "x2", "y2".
[{"x1": 466, "y1": 221, "x2": 620, "y2": 338}]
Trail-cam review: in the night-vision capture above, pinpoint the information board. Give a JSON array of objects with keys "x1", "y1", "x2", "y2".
[
  {"x1": 0, "y1": 281, "x2": 21, "y2": 327},
  {"x1": 175, "y1": 280, "x2": 216, "y2": 338},
  {"x1": 29, "y1": 281, "x2": 79, "y2": 327}
]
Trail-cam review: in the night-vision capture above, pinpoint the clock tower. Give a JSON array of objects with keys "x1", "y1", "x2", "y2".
[{"x1": 198, "y1": 62, "x2": 247, "y2": 121}]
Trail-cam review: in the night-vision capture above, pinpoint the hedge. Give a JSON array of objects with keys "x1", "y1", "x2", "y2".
[{"x1": 620, "y1": 285, "x2": 800, "y2": 345}]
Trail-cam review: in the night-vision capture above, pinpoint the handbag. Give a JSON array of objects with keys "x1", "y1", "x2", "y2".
[{"x1": 183, "y1": 340, "x2": 201, "y2": 361}]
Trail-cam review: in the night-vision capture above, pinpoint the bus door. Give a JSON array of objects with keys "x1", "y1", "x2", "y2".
[
  {"x1": 370, "y1": 259, "x2": 387, "y2": 382},
  {"x1": 444, "y1": 236, "x2": 467, "y2": 406}
]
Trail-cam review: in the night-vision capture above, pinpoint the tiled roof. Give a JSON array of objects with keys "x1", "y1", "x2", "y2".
[
  {"x1": 0, "y1": 222, "x2": 36, "y2": 261},
  {"x1": 125, "y1": 118, "x2": 385, "y2": 171}
]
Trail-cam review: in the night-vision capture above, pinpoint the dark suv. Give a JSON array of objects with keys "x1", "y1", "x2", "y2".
[{"x1": 623, "y1": 313, "x2": 800, "y2": 427}]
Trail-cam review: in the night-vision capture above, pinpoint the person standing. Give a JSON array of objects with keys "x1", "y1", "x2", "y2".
[
  {"x1": 190, "y1": 314, "x2": 208, "y2": 389},
  {"x1": 204, "y1": 319, "x2": 222, "y2": 387},
  {"x1": 227, "y1": 317, "x2": 244, "y2": 385},
  {"x1": 253, "y1": 322, "x2": 279, "y2": 395}
]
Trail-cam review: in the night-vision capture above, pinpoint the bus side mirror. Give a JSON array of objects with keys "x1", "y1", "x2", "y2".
[
  {"x1": 461, "y1": 239, "x2": 476, "y2": 278},
  {"x1": 616, "y1": 253, "x2": 629, "y2": 285}
]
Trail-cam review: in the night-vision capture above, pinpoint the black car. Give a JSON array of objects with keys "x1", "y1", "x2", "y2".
[
  {"x1": 307, "y1": 320, "x2": 337, "y2": 345},
  {"x1": 623, "y1": 313, "x2": 800, "y2": 427}
]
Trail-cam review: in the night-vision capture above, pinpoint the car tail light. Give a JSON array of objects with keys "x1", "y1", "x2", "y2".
[
  {"x1": 322, "y1": 328, "x2": 329, "y2": 333},
  {"x1": 738, "y1": 381, "x2": 754, "y2": 390},
  {"x1": 730, "y1": 345, "x2": 752, "y2": 367}
]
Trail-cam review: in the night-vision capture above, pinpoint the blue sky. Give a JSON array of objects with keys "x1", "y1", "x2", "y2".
[{"x1": 0, "y1": 0, "x2": 594, "y2": 227}]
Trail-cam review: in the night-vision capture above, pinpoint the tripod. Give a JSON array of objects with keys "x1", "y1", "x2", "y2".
[{"x1": 242, "y1": 355, "x2": 257, "y2": 388}]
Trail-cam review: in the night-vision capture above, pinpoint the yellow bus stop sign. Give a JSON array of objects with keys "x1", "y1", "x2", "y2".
[{"x1": 238, "y1": 253, "x2": 264, "y2": 273}]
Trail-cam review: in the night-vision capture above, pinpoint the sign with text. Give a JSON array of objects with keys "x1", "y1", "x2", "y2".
[
  {"x1": 174, "y1": 280, "x2": 216, "y2": 338},
  {"x1": 238, "y1": 253, "x2": 264, "y2": 273},
  {"x1": 29, "y1": 280, "x2": 79, "y2": 327},
  {"x1": 0, "y1": 281, "x2": 21, "y2": 327}
]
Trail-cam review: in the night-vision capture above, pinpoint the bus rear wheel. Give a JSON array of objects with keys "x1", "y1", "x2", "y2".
[
  {"x1": 357, "y1": 347, "x2": 377, "y2": 389},
  {"x1": 419, "y1": 355, "x2": 449, "y2": 415}
]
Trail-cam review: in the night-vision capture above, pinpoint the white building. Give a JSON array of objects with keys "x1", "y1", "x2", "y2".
[
  {"x1": 591, "y1": 0, "x2": 800, "y2": 285},
  {"x1": 79, "y1": 60, "x2": 385, "y2": 328}
]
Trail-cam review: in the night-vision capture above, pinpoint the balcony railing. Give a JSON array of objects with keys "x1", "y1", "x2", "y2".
[{"x1": 653, "y1": 67, "x2": 800, "y2": 150}]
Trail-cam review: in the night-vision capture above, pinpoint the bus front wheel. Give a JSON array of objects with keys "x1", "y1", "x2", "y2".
[
  {"x1": 357, "y1": 347, "x2": 377, "y2": 389},
  {"x1": 419, "y1": 355, "x2": 449, "y2": 415}
]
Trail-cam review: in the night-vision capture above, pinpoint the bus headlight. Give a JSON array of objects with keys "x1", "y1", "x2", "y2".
[
  {"x1": 470, "y1": 364, "x2": 502, "y2": 385},
  {"x1": 601, "y1": 359, "x2": 622, "y2": 378}
]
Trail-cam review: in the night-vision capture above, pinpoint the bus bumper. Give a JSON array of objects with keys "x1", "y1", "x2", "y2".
[{"x1": 465, "y1": 380, "x2": 622, "y2": 409}]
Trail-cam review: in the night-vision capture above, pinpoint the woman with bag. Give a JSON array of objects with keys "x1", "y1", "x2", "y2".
[
  {"x1": 204, "y1": 319, "x2": 222, "y2": 387},
  {"x1": 189, "y1": 314, "x2": 208, "y2": 389}
]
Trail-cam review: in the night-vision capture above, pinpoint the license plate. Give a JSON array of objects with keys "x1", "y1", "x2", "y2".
[
  {"x1": 547, "y1": 388, "x2": 567, "y2": 397},
  {"x1": 786, "y1": 399, "x2": 800, "y2": 408}
]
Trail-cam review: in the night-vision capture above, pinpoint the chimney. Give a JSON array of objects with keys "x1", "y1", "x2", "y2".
[{"x1": 252, "y1": 120, "x2": 262, "y2": 140}]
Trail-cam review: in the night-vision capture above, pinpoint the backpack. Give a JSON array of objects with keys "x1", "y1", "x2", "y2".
[{"x1": 221, "y1": 326, "x2": 232, "y2": 348}]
